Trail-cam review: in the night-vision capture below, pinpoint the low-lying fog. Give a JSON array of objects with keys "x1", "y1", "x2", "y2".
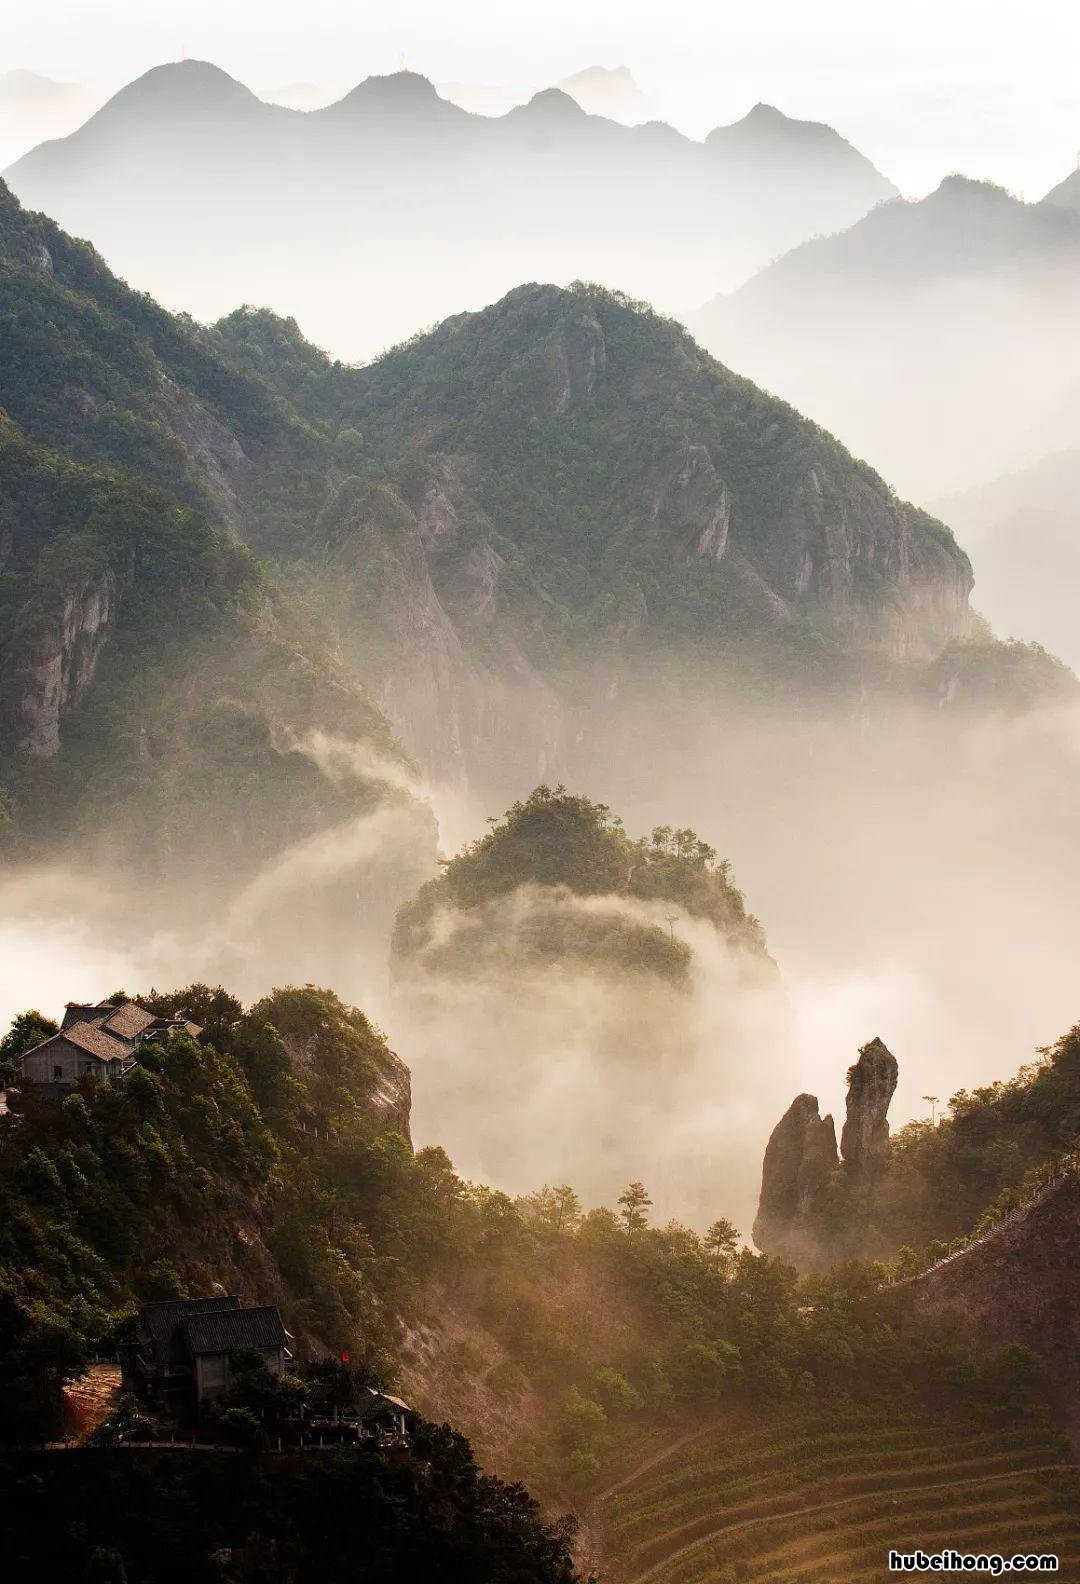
[{"x1": 5, "y1": 683, "x2": 1078, "y2": 1237}]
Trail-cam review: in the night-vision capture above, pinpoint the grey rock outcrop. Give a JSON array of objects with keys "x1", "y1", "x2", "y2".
[
  {"x1": 840, "y1": 1036, "x2": 899, "y2": 1176},
  {"x1": 754, "y1": 1035, "x2": 901, "y2": 1267},
  {"x1": 10, "y1": 572, "x2": 118, "y2": 756},
  {"x1": 752, "y1": 1092, "x2": 838, "y2": 1263}
]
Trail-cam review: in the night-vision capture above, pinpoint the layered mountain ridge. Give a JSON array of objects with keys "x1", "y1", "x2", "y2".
[
  {"x1": 691, "y1": 175, "x2": 1080, "y2": 500},
  {"x1": 4, "y1": 179, "x2": 1064, "y2": 855},
  {"x1": 4, "y1": 59, "x2": 895, "y2": 356}
]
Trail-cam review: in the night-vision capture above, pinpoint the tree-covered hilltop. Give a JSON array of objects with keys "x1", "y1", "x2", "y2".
[
  {"x1": 392, "y1": 785, "x2": 767, "y2": 982},
  {"x1": 213, "y1": 281, "x2": 972, "y2": 665}
]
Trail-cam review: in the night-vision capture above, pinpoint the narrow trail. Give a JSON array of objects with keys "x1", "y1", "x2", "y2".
[
  {"x1": 623, "y1": 1463, "x2": 1075, "y2": 1584},
  {"x1": 594, "y1": 1415, "x2": 741, "y2": 1503}
]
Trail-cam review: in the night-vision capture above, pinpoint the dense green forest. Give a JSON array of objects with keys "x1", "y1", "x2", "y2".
[
  {"x1": 0, "y1": 984, "x2": 1058, "y2": 1501},
  {"x1": 392, "y1": 785, "x2": 766, "y2": 981},
  {"x1": 210, "y1": 282, "x2": 971, "y2": 662}
]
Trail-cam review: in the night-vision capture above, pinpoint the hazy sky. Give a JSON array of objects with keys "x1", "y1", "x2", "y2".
[{"x1": 5, "y1": 0, "x2": 1080, "y2": 197}]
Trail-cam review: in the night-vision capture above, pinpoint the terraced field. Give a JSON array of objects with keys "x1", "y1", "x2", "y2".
[{"x1": 598, "y1": 1412, "x2": 1080, "y2": 1583}]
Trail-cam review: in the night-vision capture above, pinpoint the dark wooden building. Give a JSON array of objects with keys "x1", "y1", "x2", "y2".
[{"x1": 121, "y1": 1296, "x2": 292, "y2": 1414}]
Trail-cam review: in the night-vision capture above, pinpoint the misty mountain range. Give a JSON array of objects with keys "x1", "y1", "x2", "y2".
[
  {"x1": 5, "y1": 25, "x2": 1080, "y2": 1580},
  {"x1": 8, "y1": 58, "x2": 1080, "y2": 676},
  {"x1": 0, "y1": 172, "x2": 996, "y2": 821},
  {"x1": 692, "y1": 174, "x2": 1080, "y2": 497},
  {"x1": 3, "y1": 59, "x2": 895, "y2": 358},
  {"x1": 3, "y1": 72, "x2": 1080, "y2": 1187},
  {"x1": 936, "y1": 449, "x2": 1080, "y2": 671}
]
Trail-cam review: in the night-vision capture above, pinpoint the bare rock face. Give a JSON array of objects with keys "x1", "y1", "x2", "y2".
[
  {"x1": 10, "y1": 572, "x2": 118, "y2": 756},
  {"x1": 754, "y1": 1034, "x2": 901, "y2": 1269},
  {"x1": 154, "y1": 382, "x2": 255, "y2": 536},
  {"x1": 363, "y1": 1047, "x2": 413, "y2": 1141},
  {"x1": 840, "y1": 1036, "x2": 899, "y2": 1176},
  {"x1": 650, "y1": 442, "x2": 733, "y2": 564},
  {"x1": 753, "y1": 1092, "x2": 838, "y2": 1263}
]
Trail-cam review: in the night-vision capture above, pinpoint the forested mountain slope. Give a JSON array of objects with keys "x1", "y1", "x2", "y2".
[
  {"x1": 211, "y1": 283, "x2": 977, "y2": 783},
  {"x1": 2, "y1": 179, "x2": 993, "y2": 812},
  {"x1": 1, "y1": 985, "x2": 1065, "y2": 1518},
  {"x1": 0, "y1": 182, "x2": 431, "y2": 929}
]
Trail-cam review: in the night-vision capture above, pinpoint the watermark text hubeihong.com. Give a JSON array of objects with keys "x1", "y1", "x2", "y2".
[{"x1": 889, "y1": 1550, "x2": 1058, "y2": 1575}]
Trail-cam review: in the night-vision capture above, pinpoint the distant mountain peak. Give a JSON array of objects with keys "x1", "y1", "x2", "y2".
[
  {"x1": 513, "y1": 87, "x2": 587, "y2": 120},
  {"x1": 79, "y1": 58, "x2": 264, "y2": 129},
  {"x1": 553, "y1": 65, "x2": 649, "y2": 118},
  {"x1": 1043, "y1": 165, "x2": 1080, "y2": 215},
  {"x1": 561, "y1": 65, "x2": 637, "y2": 86},
  {"x1": 929, "y1": 173, "x2": 1013, "y2": 203},
  {"x1": 121, "y1": 58, "x2": 257, "y2": 104},
  {"x1": 333, "y1": 70, "x2": 445, "y2": 113},
  {"x1": 743, "y1": 101, "x2": 789, "y2": 123},
  {"x1": 705, "y1": 100, "x2": 890, "y2": 171}
]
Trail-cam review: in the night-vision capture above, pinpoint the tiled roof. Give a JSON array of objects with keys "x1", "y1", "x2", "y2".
[
  {"x1": 142, "y1": 1297, "x2": 240, "y2": 1365},
  {"x1": 62, "y1": 1002, "x2": 117, "y2": 1031},
  {"x1": 181, "y1": 1305, "x2": 288, "y2": 1357},
  {"x1": 102, "y1": 1002, "x2": 158, "y2": 1040},
  {"x1": 362, "y1": 1387, "x2": 414, "y2": 1416},
  {"x1": 56, "y1": 1021, "x2": 132, "y2": 1062}
]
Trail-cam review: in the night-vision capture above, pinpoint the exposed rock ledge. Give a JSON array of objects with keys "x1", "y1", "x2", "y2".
[{"x1": 10, "y1": 572, "x2": 117, "y2": 757}]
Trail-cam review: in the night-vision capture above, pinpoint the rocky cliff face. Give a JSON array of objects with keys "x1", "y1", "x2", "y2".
[
  {"x1": 0, "y1": 186, "x2": 417, "y2": 917},
  {"x1": 323, "y1": 468, "x2": 566, "y2": 786},
  {"x1": 840, "y1": 1036, "x2": 899, "y2": 1177},
  {"x1": 9, "y1": 571, "x2": 118, "y2": 757},
  {"x1": 752, "y1": 1093, "x2": 838, "y2": 1265},
  {"x1": 754, "y1": 1035, "x2": 899, "y2": 1264}
]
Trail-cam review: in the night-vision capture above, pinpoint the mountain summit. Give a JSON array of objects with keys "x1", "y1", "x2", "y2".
[{"x1": 211, "y1": 280, "x2": 972, "y2": 782}]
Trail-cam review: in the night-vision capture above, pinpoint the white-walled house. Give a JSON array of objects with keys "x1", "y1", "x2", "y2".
[{"x1": 20, "y1": 999, "x2": 202, "y2": 1093}]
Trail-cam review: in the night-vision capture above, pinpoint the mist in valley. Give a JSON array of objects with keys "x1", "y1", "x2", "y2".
[
  {"x1": 3, "y1": 16, "x2": 1080, "y2": 1248},
  {"x1": 5, "y1": 670, "x2": 1079, "y2": 1238}
]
